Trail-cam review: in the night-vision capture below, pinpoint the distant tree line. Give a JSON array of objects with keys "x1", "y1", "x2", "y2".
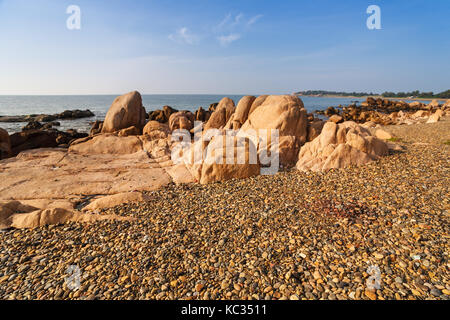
[
  {"x1": 296, "y1": 90, "x2": 450, "y2": 99},
  {"x1": 296, "y1": 90, "x2": 375, "y2": 97},
  {"x1": 380, "y1": 90, "x2": 450, "y2": 99}
]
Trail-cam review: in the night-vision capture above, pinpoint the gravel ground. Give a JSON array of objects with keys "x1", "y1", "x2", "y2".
[{"x1": 0, "y1": 118, "x2": 449, "y2": 300}]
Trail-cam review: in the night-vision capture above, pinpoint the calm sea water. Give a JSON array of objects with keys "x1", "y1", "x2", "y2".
[{"x1": 0, "y1": 94, "x2": 414, "y2": 134}]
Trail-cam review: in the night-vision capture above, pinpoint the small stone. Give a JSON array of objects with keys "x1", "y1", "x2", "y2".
[
  {"x1": 195, "y1": 284, "x2": 204, "y2": 292},
  {"x1": 313, "y1": 271, "x2": 321, "y2": 280},
  {"x1": 374, "y1": 253, "x2": 384, "y2": 260},
  {"x1": 430, "y1": 289, "x2": 442, "y2": 297},
  {"x1": 365, "y1": 289, "x2": 377, "y2": 300}
]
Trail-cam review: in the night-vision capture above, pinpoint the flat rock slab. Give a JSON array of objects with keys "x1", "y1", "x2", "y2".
[{"x1": 0, "y1": 148, "x2": 193, "y2": 202}]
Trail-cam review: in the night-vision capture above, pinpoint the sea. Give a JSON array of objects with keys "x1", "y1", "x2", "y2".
[{"x1": 0, "y1": 95, "x2": 427, "y2": 134}]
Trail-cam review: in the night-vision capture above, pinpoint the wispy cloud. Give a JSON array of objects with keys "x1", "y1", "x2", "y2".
[
  {"x1": 247, "y1": 14, "x2": 263, "y2": 26},
  {"x1": 217, "y1": 13, "x2": 232, "y2": 30},
  {"x1": 218, "y1": 34, "x2": 241, "y2": 47},
  {"x1": 169, "y1": 13, "x2": 262, "y2": 48},
  {"x1": 214, "y1": 13, "x2": 263, "y2": 47},
  {"x1": 168, "y1": 27, "x2": 199, "y2": 45},
  {"x1": 232, "y1": 13, "x2": 244, "y2": 26}
]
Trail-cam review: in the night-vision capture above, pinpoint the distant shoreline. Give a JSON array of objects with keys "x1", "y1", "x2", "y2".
[{"x1": 298, "y1": 94, "x2": 448, "y2": 102}]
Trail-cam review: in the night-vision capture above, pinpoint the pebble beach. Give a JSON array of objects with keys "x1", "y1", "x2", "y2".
[{"x1": 0, "y1": 117, "x2": 448, "y2": 300}]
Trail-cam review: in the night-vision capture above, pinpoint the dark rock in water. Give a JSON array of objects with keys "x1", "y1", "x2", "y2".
[
  {"x1": 0, "y1": 109, "x2": 95, "y2": 123},
  {"x1": 10, "y1": 128, "x2": 88, "y2": 156},
  {"x1": 314, "y1": 97, "x2": 432, "y2": 126},
  {"x1": 324, "y1": 107, "x2": 338, "y2": 116},
  {"x1": 0, "y1": 116, "x2": 29, "y2": 123},
  {"x1": 35, "y1": 114, "x2": 57, "y2": 122},
  {"x1": 42, "y1": 121, "x2": 61, "y2": 130},
  {"x1": 22, "y1": 121, "x2": 43, "y2": 131},
  {"x1": 10, "y1": 130, "x2": 59, "y2": 155},
  {"x1": 58, "y1": 109, "x2": 94, "y2": 119}
]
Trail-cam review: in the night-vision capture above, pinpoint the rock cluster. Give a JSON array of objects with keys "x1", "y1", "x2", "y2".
[
  {"x1": 0, "y1": 109, "x2": 94, "y2": 123},
  {"x1": 317, "y1": 97, "x2": 450, "y2": 126},
  {"x1": 1, "y1": 91, "x2": 421, "y2": 230},
  {"x1": 297, "y1": 122, "x2": 388, "y2": 171},
  {"x1": 8, "y1": 127, "x2": 87, "y2": 157},
  {"x1": 148, "y1": 105, "x2": 176, "y2": 123}
]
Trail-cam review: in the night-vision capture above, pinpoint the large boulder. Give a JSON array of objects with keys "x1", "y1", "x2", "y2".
[
  {"x1": 0, "y1": 128, "x2": 12, "y2": 159},
  {"x1": 248, "y1": 95, "x2": 269, "y2": 116},
  {"x1": 259, "y1": 135, "x2": 300, "y2": 168},
  {"x1": 296, "y1": 121, "x2": 388, "y2": 172},
  {"x1": 143, "y1": 121, "x2": 170, "y2": 140},
  {"x1": 204, "y1": 98, "x2": 236, "y2": 131},
  {"x1": 101, "y1": 91, "x2": 147, "y2": 133},
  {"x1": 199, "y1": 135, "x2": 260, "y2": 184},
  {"x1": 240, "y1": 95, "x2": 308, "y2": 144},
  {"x1": 231, "y1": 96, "x2": 256, "y2": 130},
  {"x1": 169, "y1": 111, "x2": 194, "y2": 132}
]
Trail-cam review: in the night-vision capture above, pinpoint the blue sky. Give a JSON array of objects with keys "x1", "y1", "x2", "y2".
[{"x1": 0, "y1": 0, "x2": 449, "y2": 95}]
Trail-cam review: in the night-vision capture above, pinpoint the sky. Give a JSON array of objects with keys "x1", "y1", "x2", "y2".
[{"x1": 0, "y1": 0, "x2": 449, "y2": 95}]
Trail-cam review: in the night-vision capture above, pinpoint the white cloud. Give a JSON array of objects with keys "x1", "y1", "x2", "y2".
[
  {"x1": 248, "y1": 14, "x2": 263, "y2": 26},
  {"x1": 217, "y1": 13, "x2": 232, "y2": 29},
  {"x1": 232, "y1": 13, "x2": 244, "y2": 26},
  {"x1": 218, "y1": 34, "x2": 241, "y2": 47},
  {"x1": 168, "y1": 27, "x2": 199, "y2": 45}
]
